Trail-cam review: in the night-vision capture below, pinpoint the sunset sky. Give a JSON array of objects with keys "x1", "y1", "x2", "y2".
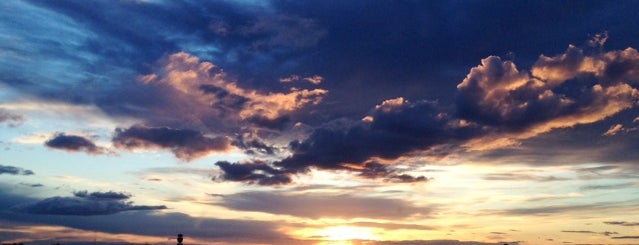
[{"x1": 3, "y1": 1, "x2": 639, "y2": 244}]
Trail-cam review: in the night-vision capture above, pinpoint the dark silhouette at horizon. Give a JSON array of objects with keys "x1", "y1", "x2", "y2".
[{"x1": 177, "y1": 234, "x2": 183, "y2": 245}]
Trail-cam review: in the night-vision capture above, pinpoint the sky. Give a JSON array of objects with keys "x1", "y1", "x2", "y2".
[{"x1": 2, "y1": 0, "x2": 639, "y2": 244}]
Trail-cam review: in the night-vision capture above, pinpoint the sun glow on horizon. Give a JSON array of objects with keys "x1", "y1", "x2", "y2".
[{"x1": 315, "y1": 226, "x2": 376, "y2": 241}]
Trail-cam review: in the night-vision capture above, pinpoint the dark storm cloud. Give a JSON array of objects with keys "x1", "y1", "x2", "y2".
[
  {"x1": 219, "y1": 191, "x2": 431, "y2": 219},
  {"x1": 277, "y1": 99, "x2": 466, "y2": 170},
  {"x1": 45, "y1": 133, "x2": 106, "y2": 155},
  {"x1": 0, "y1": 110, "x2": 25, "y2": 127},
  {"x1": 218, "y1": 36, "x2": 639, "y2": 185},
  {"x1": 0, "y1": 165, "x2": 34, "y2": 176},
  {"x1": 216, "y1": 98, "x2": 469, "y2": 185},
  {"x1": 112, "y1": 125, "x2": 232, "y2": 161},
  {"x1": 11, "y1": 191, "x2": 165, "y2": 216}
]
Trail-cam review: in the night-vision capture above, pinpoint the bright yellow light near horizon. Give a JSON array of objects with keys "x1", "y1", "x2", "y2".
[
  {"x1": 315, "y1": 226, "x2": 376, "y2": 241},
  {"x1": 316, "y1": 241, "x2": 360, "y2": 245}
]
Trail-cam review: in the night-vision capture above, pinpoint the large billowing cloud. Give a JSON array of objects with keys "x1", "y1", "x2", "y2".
[
  {"x1": 457, "y1": 44, "x2": 639, "y2": 149},
  {"x1": 44, "y1": 133, "x2": 106, "y2": 155},
  {"x1": 214, "y1": 40, "x2": 639, "y2": 185},
  {"x1": 215, "y1": 98, "x2": 459, "y2": 185},
  {"x1": 112, "y1": 125, "x2": 232, "y2": 161},
  {"x1": 11, "y1": 191, "x2": 165, "y2": 216}
]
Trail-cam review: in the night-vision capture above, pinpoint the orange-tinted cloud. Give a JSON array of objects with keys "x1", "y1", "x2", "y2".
[
  {"x1": 141, "y1": 52, "x2": 328, "y2": 128},
  {"x1": 457, "y1": 44, "x2": 639, "y2": 150}
]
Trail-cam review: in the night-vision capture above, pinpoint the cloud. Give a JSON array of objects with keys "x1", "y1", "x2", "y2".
[
  {"x1": 279, "y1": 74, "x2": 323, "y2": 85},
  {"x1": 359, "y1": 162, "x2": 428, "y2": 183},
  {"x1": 19, "y1": 183, "x2": 43, "y2": 188},
  {"x1": 232, "y1": 137, "x2": 277, "y2": 155},
  {"x1": 603, "y1": 123, "x2": 624, "y2": 136},
  {"x1": 580, "y1": 182, "x2": 637, "y2": 191},
  {"x1": 219, "y1": 191, "x2": 431, "y2": 219},
  {"x1": 588, "y1": 31, "x2": 609, "y2": 47},
  {"x1": 482, "y1": 173, "x2": 570, "y2": 182},
  {"x1": 0, "y1": 212, "x2": 286, "y2": 244},
  {"x1": 112, "y1": 125, "x2": 232, "y2": 161},
  {"x1": 0, "y1": 109, "x2": 25, "y2": 127},
  {"x1": 561, "y1": 230, "x2": 618, "y2": 236},
  {"x1": 137, "y1": 52, "x2": 328, "y2": 130},
  {"x1": 485, "y1": 202, "x2": 627, "y2": 216},
  {"x1": 44, "y1": 133, "x2": 106, "y2": 155},
  {"x1": 0, "y1": 190, "x2": 287, "y2": 243},
  {"x1": 457, "y1": 44, "x2": 639, "y2": 150},
  {"x1": 11, "y1": 191, "x2": 165, "y2": 216},
  {"x1": 277, "y1": 98, "x2": 461, "y2": 171},
  {"x1": 0, "y1": 165, "x2": 34, "y2": 175},
  {"x1": 215, "y1": 161, "x2": 292, "y2": 186},
  {"x1": 523, "y1": 193, "x2": 583, "y2": 202},
  {"x1": 214, "y1": 38, "x2": 639, "y2": 185},
  {"x1": 215, "y1": 98, "x2": 471, "y2": 185},
  {"x1": 612, "y1": 236, "x2": 639, "y2": 239},
  {"x1": 303, "y1": 75, "x2": 323, "y2": 85},
  {"x1": 279, "y1": 75, "x2": 301, "y2": 83},
  {"x1": 72, "y1": 191, "x2": 131, "y2": 200},
  {"x1": 575, "y1": 165, "x2": 639, "y2": 180},
  {"x1": 604, "y1": 221, "x2": 639, "y2": 226}
]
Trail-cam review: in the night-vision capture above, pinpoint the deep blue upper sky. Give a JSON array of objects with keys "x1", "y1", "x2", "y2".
[{"x1": 3, "y1": 1, "x2": 639, "y2": 244}]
